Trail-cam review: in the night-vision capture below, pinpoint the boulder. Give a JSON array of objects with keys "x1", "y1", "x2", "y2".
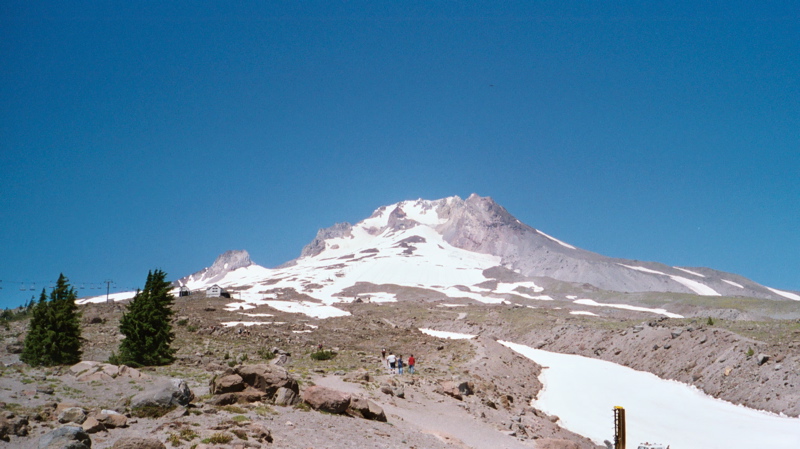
[
  {"x1": 248, "y1": 424, "x2": 273, "y2": 443},
  {"x1": 111, "y1": 437, "x2": 166, "y2": 449},
  {"x1": 274, "y1": 387, "x2": 299, "y2": 406},
  {"x1": 81, "y1": 417, "x2": 105, "y2": 434},
  {"x1": 95, "y1": 411, "x2": 127, "y2": 429},
  {"x1": 206, "y1": 393, "x2": 238, "y2": 406},
  {"x1": 0, "y1": 413, "x2": 29, "y2": 438},
  {"x1": 211, "y1": 374, "x2": 245, "y2": 394},
  {"x1": 757, "y1": 354, "x2": 770, "y2": 366},
  {"x1": 236, "y1": 364, "x2": 297, "y2": 396},
  {"x1": 346, "y1": 397, "x2": 387, "y2": 422},
  {"x1": 130, "y1": 378, "x2": 194, "y2": 410},
  {"x1": 209, "y1": 364, "x2": 300, "y2": 404},
  {"x1": 436, "y1": 380, "x2": 473, "y2": 400},
  {"x1": 58, "y1": 407, "x2": 87, "y2": 425},
  {"x1": 302, "y1": 386, "x2": 351, "y2": 414},
  {"x1": 38, "y1": 426, "x2": 91, "y2": 449}
]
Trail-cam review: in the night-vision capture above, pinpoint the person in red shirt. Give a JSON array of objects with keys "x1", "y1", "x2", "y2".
[{"x1": 408, "y1": 354, "x2": 416, "y2": 374}]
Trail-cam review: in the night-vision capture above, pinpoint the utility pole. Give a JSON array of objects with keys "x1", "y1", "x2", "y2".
[{"x1": 105, "y1": 280, "x2": 114, "y2": 304}]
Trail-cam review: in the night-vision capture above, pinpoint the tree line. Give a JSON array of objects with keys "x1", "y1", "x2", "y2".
[{"x1": 20, "y1": 269, "x2": 176, "y2": 368}]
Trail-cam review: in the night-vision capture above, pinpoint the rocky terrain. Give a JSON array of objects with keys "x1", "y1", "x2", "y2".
[
  {"x1": 1, "y1": 294, "x2": 609, "y2": 449},
  {"x1": 4, "y1": 289, "x2": 800, "y2": 449}
]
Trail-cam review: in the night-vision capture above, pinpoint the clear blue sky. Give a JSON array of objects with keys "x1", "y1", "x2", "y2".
[{"x1": 2, "y1": 2, "x2": 798, "y2": 309}]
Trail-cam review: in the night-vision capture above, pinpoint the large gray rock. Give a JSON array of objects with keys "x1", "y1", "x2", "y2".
[
  {"x1": 130, "y1": 378, "x2": 194, "y2": 410},
  {"x1": 58, "y1": 407, "x2": 87, "y2": 425},
  {"x1": 274, "y1": 387, "x2": 299, "y2": 406},
  {"x1": 38, "y1": 426, "x2": 91, "y2": 449}
]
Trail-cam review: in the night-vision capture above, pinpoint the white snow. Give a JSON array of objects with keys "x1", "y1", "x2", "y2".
[
  {"x1": 238, "y1": 312, "x2": 274, "y2": 317},
  {"x1": 419, "y1": 328, "x2": 800, "y2": 449},
  {"x1": 224, "y1": 302, "x2": 255, "y2": 311},
  {"x1": 619, "y1": 264, "x2": 721, "y2": 296},
  {"x1": 419, "y1": 328, "x2": 475, "y2": 340},
  {"x1": 722, "y1": 279, "x2": 744, "y2": 289},
  {"x1": 536, "y1": 229, "x2": 576, "y2": 249},
  {"x1": 500, "y1": 341, "x2": 800, "y2": 449},
  {"x1": 263, "y1": 300, "x2": 350, "y2": 318},
  {"x1": 573, "y1": 299, "x2": 683, "y2": 319},
  {"x1": 221, "y1": 321, "x2": 273, "y2": 327},
  {"x1": 77, "y1": 291, "x2": 136, "y2": 304},
  {"x1": 570, "y1": 311, "x2": 598, "y2": 316},
  {"x1": 673, "y1": 267, "x2": 705, "y2": 277},
  {"x1": 767, "y1": 287, "x2": 800, "y2": 301},
  {"x1": 438, "y1": 303, "x2": 468, "y2": 307}
]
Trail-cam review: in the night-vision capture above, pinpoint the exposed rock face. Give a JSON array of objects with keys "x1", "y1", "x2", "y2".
[
  {"x1": 300, "y1": 223, "x2": 354, "y2": 258},
  {"x1": 175, "y1": 250, "x2": 253, "y2": 287}
]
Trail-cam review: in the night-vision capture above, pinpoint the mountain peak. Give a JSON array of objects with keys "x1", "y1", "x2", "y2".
[{"x1": 176, "y1": 249, "x2": 253, "y2": 287}]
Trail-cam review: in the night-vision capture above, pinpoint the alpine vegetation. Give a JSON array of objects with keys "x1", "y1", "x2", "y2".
[
  {"x1": 20, "y1": 273, "x2": 82, "y2": 367},
  {"x1": 111, "y1": 269, "x2": 176, "y2": 367}
]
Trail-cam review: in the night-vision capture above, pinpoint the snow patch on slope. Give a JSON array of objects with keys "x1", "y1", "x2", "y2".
[
  {"x1": 536, "y1": 230, "x2": 576, "y2": 249},
  {"x1": 619, "y1": 264, "x2": 721, "y2": 296},
  {"x1": 573, "y1": 299, "x2": 683, "y2": 319},
  {"x1": 766, "y1": 287, "x2": 800, "y2": 301}
]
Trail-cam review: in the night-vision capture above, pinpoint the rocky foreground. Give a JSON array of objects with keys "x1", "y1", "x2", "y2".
[{"x1": 2, "y1": 292, "x2": 799, "y2": 449}]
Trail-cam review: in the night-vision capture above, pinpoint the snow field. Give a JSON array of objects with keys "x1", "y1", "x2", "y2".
[{"x1": 419, "y1": 329, "x2": 800, "y2": 449}]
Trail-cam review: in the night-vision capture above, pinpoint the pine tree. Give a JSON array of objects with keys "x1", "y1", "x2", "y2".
[
  {"x1": 20, "y1": 289, "x2": 48, "y2": 366},
  {"x1": 20, "y1": 274, "x2": 82, "y2": 366},
  {"x1": 113, "y1": 269, "x2": 176, "y2": 367}
]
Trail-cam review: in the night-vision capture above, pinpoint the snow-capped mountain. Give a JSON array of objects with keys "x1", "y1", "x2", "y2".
[{"x1": 169, "y1": 194, "x2": 798, "y2": 319}]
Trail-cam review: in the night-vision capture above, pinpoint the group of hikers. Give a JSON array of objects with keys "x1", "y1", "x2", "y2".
[{"x1": 381, "y1": 348, "x2": 415, "y2": 374}]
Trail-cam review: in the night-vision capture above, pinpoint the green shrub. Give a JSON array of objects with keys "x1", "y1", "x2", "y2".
[
  {"x1": 746, "y1": 347, "x2": 754, "y2": 357},
  {"x1": 176, "y1": 319, "x2": 188, "y2": 326},
  {"x1": 131, "y1": 404, "x2": 176, "y2": 418},
  {"x1": 257, "y1": 347, "x2": 276, "y2": 360},
  {"x1": 204, "y1": 433, "x2": 232, "y2": 445},
  {"x1": 310, "y1": 349, "x2": 336, "y2": 361},
  {"x1": 707, "y1": 317, "x2": 715, "y2": 326}
]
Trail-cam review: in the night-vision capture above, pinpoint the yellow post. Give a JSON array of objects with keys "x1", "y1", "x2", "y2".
[{"x1": 614, "y1": 406, "x2": 626, "y2": 449}]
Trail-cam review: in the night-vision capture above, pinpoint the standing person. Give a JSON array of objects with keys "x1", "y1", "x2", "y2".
[
  {"x1": 408, "y1": 354, "x2": 416, "y2": 374},
  {"x1": 387, "y1": 352, "x2": 396, "y2": 374},
  {"x1": 397, "y1": 355, "x2": 404, "y2": 374}
]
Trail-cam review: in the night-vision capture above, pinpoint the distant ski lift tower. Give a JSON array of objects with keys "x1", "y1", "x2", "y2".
[{"x1": 104, "y1": 279, "x2": 114, "y2": 304}]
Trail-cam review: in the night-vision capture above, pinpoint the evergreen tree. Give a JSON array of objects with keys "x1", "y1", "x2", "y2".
[
  {"x1": 114, "y1": 269, "x2": 176, "y2": 366},
  {"x1": 20, "y1": 274, "x2": 82, "y2": 366}
]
